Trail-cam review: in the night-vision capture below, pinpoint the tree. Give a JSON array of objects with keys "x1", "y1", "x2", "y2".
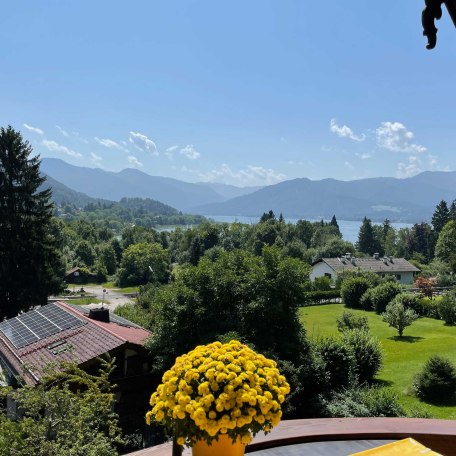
[
  {"x1": 435, "y1": 220, "x2": 456, "y2": 262},
  {"x1": 329, "y1": 215, "x2": 341, "y2": 237},
  {"x1": 432, "y1": 200, "x2": 450, "y2": 234},
  {"x1": 0, "y1": 358, "x2": 123, "y2": 455},
  {"x1": 0, "y1": 126, "x2": 63, "y2": 320},
  {"x1": 116, "y1": 242, "x2": 170, "y2": 287},
  {"x1": 382, "y1": 301, "x2": 418, "y2": 337},
  {"x1": 356, "y1": 217, "x2": 380, "y2": 255}
]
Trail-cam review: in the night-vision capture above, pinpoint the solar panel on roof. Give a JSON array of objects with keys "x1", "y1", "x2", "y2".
[
  {"x1": 38, "y1": 304, "x2": 85, "y2": 330},
  {"x1": 0, "y1": 319, "x2": 39, "y2": 348},
  {"x1": 0, "y1": 304, "x2": 86, "y2": 349}
]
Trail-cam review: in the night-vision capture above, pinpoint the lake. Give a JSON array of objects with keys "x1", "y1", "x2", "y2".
[{"x1": 205, "y1": 215, "x2": 413, "y2": 244}]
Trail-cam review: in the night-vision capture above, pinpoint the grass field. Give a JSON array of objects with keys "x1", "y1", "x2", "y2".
[
  {"x1": 68, "y1": 297, "x2": 110, "y2": 306},
  {"x1": 299, "y1": 304, "x2": 456, "y2": 418}
]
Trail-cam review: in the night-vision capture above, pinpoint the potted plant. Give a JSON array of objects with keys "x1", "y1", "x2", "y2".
[{"x1": 146, "y1": 340, "x2": 290, "y2": 455}]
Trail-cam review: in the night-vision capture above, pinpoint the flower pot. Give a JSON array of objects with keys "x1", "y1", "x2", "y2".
[{"x1": 192, "y1": 434, "x2": 245, "y2": 456}]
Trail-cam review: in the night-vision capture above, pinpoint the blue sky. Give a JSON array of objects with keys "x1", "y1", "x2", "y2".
[{"x1": 1, "y1": 0, "x2": 456, "y2": 186}]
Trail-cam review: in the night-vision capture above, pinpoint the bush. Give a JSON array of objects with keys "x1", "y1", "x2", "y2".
[
  {"x1": 336, "y1": 310, "x2": 369, "y2": 333},
  {"x1": 382, "y1": 301, "x2": 418, "y2": 337},
  {"x1": 392, "y1": 292, "x2": 420, "y2": 312},
  {"x1": 359, "y1": 288, "x2": 375, "y2": 311},
  {"x1": 413, "y1": 355, "x2": 456, "y2": 403},
  {"x1": 416, "y1": 296, "x2": 441, "y2": 318},
  {"x1": 342, "y1": 329, "x2": 383, "y2": 383},
  {"x1": 336, "y1": 270, "x2": 381, "y2": 289},
  {"x1": 439, "y1": 293, "x2": 456, "y2": 325},
  {"x1": 314, "y1": 337, "x2": 356, "y2": 389},
  {"x1": 313, "y1": 276, "x2": 332, "y2": 291},
  {"x1": 321, "y1": 386, "x2": 405, "y2": 418},
  {"x1": 303, "y1": 290, "x2": 341, "y2": 306},
  {"x1": 370, "y1": 281, "x2": 402, "y2": 314},
  {"x1": 340, "y1": 278, "x2": 371, "y2": 309}
]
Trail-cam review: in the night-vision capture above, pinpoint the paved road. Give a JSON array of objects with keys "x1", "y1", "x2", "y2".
[{"x1": 56, "y1": 285, "x2": 136, "y2": 311}]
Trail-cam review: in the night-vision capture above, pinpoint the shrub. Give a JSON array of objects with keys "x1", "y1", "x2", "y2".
[
  {"x1": 303, "y1": 290, "x2": 341, "y2": 306},
  {"x1": 336, "y1": 310, "x2": 369, "y2": 333},
  {"x1": 413, "y1": 355, "x2": 456, "y2": 403},
  {"x1": 359, "y1": 288, "x2": 375, "y2": 311},
  {"x1": 416, "y1": 296, "x2": 441, "y2": 318},
  {"x1": 382, "y1": 301, "x2": 418, "y2": 337},
  {"x1": 342, "y1": 329, "x2": 383, "y2": 383},
  {"x1": 321, "y1": 386, "x2": 405, "y2": 418},
  {"x1": 439, "y1": 293, "x2": 456, "y2": 325},
  {"x1": 313, "y1": 276, "x2": 332, "y2": 291},
  {"x1": 370, "y1": 281, "x2": 401, "y2": 314},
  {"x1": 340, "y1": 278, "x2": 371, "y2": 309},
  {"x1": 314, "y1": 337, "x2": 356, "y2": 389},
  {"x1": 392, "y1": 292, "x2": 420, "y2": 312},
  {"x1": 336, "y1": 270, "x2": 381, "y2": 289}
]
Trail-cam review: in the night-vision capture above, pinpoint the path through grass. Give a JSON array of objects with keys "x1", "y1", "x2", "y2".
[{"x1": 299, "y1": 304, "x2": 456, "y2": 418}]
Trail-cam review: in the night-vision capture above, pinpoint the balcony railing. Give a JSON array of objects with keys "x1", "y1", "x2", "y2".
[{"x1": 127, "y1": 418, "x2": 456, "y2": 456}]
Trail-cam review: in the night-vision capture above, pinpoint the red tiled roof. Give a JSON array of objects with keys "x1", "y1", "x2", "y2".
[{"x1": 0, "y1": 301, "x2": 151, "y2": 385}]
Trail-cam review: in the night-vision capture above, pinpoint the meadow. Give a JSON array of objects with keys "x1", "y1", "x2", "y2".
[{"x1": 299, "y1": 304, "x2": 456, "y2": 418}]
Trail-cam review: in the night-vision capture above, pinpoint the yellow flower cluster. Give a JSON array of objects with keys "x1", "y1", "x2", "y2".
[{"x1": 146, "y1": 340, "x2": 290, "y2": 445}]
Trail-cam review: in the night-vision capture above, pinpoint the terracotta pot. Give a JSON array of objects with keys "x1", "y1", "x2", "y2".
[{"x1": 191, "y1": 434, "x2": 245, "y2": 456}]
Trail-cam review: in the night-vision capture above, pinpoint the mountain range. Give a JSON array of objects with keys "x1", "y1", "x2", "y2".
[
  {"x1": 40, "y1": 158, "x2": 259, "y2": 212},
  {"x1": 40, "y1": 158, "x2": 456, "y2": 222}
]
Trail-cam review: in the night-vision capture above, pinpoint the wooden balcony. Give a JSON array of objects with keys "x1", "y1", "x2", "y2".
[{"x1": 128, "y1": 418, "x2": 456, "y2": 456}]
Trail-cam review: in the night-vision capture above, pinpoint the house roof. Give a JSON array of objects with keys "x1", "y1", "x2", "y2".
[
  {"x1": 0, "y1": 301, "x2": 151, "y2": 385},
  {"x1": 313, "y1": 257, "x2": 420, "y2": 274}
]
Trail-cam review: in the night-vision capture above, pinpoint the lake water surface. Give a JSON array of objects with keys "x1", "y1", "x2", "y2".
[{"x1": 206, "y1": 215, "x2": 413, "y2": 244}]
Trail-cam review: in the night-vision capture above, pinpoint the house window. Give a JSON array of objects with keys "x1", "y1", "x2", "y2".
[
  {"x1": 324, "y1": 273, "x2": 332, "y2": 279},
  {"x1": 395, "y1": 274, "x2": 402, "y2": 281}
]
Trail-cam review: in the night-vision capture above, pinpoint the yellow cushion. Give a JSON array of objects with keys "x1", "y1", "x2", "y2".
[{"x1": 350, "y1": 438, "x2": 441, "y2": 455}]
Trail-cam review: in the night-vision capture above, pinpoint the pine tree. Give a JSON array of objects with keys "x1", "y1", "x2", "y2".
[
  {"x1": 356, "y1": 217, "x2": 379, "y2": 255},
  {"x1": 432, "y1": 200, "x2": 450, "y2": 234},
  {"x1": 330, "y1": 215, "x2": 341, "y2": 237},
  {"x1": 0, "y1": 126, "x2": 63, "y2": 319}
]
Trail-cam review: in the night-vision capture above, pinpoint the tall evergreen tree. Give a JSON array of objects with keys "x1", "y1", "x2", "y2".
[
  {"x1": 356, "y1": 217, "x2": 379, "y2": 255},
  {"x1": 0, "y1": 126, "x2": 63, "y2": 319},
  {"x1": 432, "y1": 200, "x2": 450, "y2": 234},
  {"x1": 450, "y1": 199, "x2": 456, "y2": 222},
  {"x1": 329, "y1": 215, "x2": 341, "y2": 237}
]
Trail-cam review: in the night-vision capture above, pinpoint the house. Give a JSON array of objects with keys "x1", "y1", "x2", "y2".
[
  {"x1": 310, "y1": 253, "x2": 420, "y2": 285},
  {"x1": 0, "y1": 301, "x2": 156, "y2": 431}
]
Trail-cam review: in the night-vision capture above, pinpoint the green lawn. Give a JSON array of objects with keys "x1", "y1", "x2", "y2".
[
  {"x1": 299, "y1": 304, "x2": 456, "y2": 418},
  {"x1": 68, "y1": 297, "x2": 110, "y2": 306}
]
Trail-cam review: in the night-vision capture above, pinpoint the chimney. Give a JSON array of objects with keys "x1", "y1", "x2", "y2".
[
  {"x1": 345, "y1": 253, "x2": 351, "y2": 260},
  {"x1": 88, "y1": 307, "x2": 110, "y2": 323},
  {"x1": 351, "y1": 256, "x2": 356, "y2": 265},
  {"x1": 373, "y1": 253, "x2": 380, "y2": 260}
]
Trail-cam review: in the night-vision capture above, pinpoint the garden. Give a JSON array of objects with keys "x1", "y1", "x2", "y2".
[{"x1": 300, "y1": 303, "x2": 456, "y2": 418}]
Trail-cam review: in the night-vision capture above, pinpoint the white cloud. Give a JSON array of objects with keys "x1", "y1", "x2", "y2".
[
  {"x1": 165, "y1": 145, "x2": 179, "y2": 160},
  {"x1": 23, "y1": 123, "x2": 44, "y2": 135},
  {"x1": 90, "y1": 152, "x2": 102, "y2": 164},
  {"x1": 198, "y1": 163, "x2": 286, "y2": 186},
  {"x1": 95, "y1": 137, "x2": 127, "y2": 151},
  {"x1": 376, "y1": 122, "x2": 426, "y2": 153},
  {"x1": 129, "y1": 131, "x2": 157, "y2": 155},
  {"x1": 56, "y1": 125, "x2": 69, "y2": 137},
  {"x1": 127, "y1": 155, "x2": 143, "y2": 168},
  {"x1": 41, "y1": 139, "x2": 82, "y2": 158},
  {"x1": 396, "y1": 156, "x2": 422, "y2": 178},
  {"x1": 345, "y1": 161, "x2": 354, "y2": 169},
  {"x1": 355, "y1": 152, "x2": 372, "y2": 160},
  {"x1": 180, "y1": 144, "x2": 200, "y2": 160},
  {"x1": 330, "y1": 119, "x2": 365, "y2": 142}
]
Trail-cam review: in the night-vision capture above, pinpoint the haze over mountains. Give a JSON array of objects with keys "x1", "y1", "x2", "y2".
[{"x1": 41, "y1": 158, "x2": 456, "y2": 222}]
